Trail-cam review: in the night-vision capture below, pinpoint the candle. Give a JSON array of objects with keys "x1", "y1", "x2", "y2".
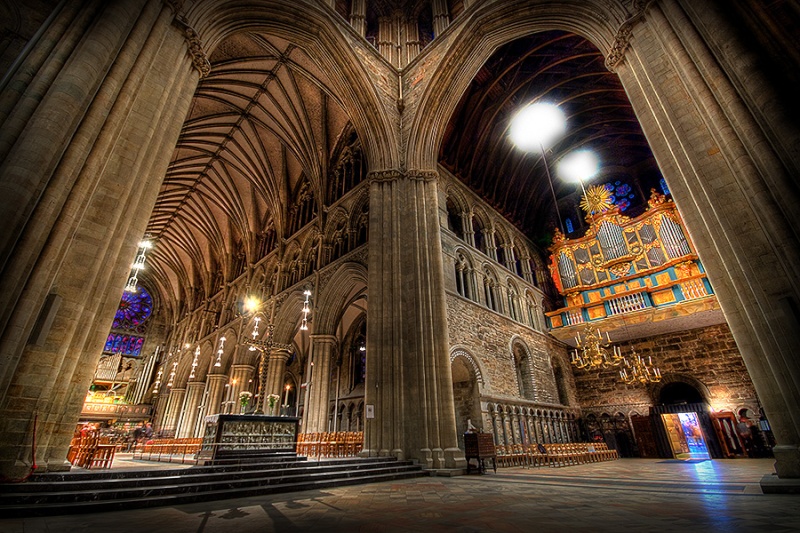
[{"x1": 283, "y1": 384, "x2": 290, "y2": 406}]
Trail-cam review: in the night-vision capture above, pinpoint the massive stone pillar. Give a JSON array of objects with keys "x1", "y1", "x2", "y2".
[
  {"x1": 0, "y1": 0, "x2": 201, "y2": 477},
  {"x1": 304, "y1": 334, "x2": 336, "y2": 433},
  {"x1": 229, "y1": 364, "x2": 255, "y2": 414},
  {"x1": 161, "y1": 388, "x2": 185, "y2": 435},
  {"x1": 176, "y1": 381, "x2": 205, "y2": 438},
  {"x1": 204, "y1": 374, "x2": 227, "y2": 417},
  {"x1": 615, "y1": 0, "x2": 800, "y2": 477},
  {"x1": 364, "y1": 170, "x2": 465, "y2": 469},
  {"x1": 264, "y1": 347, "x2": 292, "y2": 414}
]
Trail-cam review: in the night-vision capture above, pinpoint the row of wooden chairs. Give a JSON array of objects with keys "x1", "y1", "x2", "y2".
[
  {"x1": 132, "y1": 438, "x2": 203, "y2": 463},
  {"x1": 297, "y1": 432, "x2": 363, "y2": 457},
  {"x1": 495, "y1": 442, "x2": 618, "y2": 468},
  {"x1": 67, "y1": 432, "x2": 116, "y2": 469}
]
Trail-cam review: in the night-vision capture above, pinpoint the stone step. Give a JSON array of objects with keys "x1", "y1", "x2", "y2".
[
  {"x1": 0, "y1": 458, "x2": 427, "y2": 517},
  {"x1": 2, "y1": 460, "x2": 419, "y2": 496}
]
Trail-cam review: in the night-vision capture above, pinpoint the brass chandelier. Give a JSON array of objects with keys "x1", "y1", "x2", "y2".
[
  {"x1": 570, "y1": 325, "x2": 623, "y2": 370},
  {"x1": 619, "y1": 350, "x2": 662, "y2": 385}
]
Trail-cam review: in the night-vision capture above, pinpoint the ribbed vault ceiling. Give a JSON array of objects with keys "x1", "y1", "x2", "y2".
[
  {"x1": 439, "y1": 30, "x2": 661, "y2": 243},
  {"x1": 145, "y1": 33, "x2": 351, "y2": 306}
]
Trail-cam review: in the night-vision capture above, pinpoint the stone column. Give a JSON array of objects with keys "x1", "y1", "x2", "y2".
[
  {"x1": 264, "y1": 347, "x2": 292, "y2": 414},
  {"x1": 365, "y1": 170, "x2": 465, "y2": 470},
  {"x1": 618, "y1": 1, "x2": 800, "y2": 477},
  {"x1": 304, "y1": 335, "x2": 336, "y2": 433},
  {"x1": 0, "y1": 1, "x2": 201, "y2": 478},
  {"x1": 161, "y1": 388, "x2": 185, "y2": 435},
  {"x1": 349, "y1": 0, "x2": 366, "y2": 37},
  {"x1": 229, "y1": 364, "x2": 255, "y2": 414},
  {"x1": 176, "y1": 381, "x2": 205, "y2": 438},
  {"x1": 204, "y1": 374, "x2": 228, "y2": 417},
  {"x1": 462, "y1": 212, "x2": 475, "y2": 247},
  {"x1": 431, "y1": 0, "x2": 450, "y2": 37}
]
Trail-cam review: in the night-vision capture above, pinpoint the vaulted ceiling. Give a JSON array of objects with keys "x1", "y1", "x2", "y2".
[
  {"x1": 142, "y1": 25, "x2": 664, "y2": 311},
  {"x1": 146, "y1": 33, "x2": 352, "y2": 305},
  {"x1": 439, "y1": 30, "x2": 662, "y2": 244}
]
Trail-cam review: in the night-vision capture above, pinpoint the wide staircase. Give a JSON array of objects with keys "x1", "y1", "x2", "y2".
[{"x1": 0, "y1": 455, "x2": 426, "y2": 517}]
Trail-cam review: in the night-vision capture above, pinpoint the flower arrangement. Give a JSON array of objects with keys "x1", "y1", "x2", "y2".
[
  {"x1": 239, "y1": 391, "x2": 252, "y2": 409},
  {"x1": 267, "y1": 393, "x2": 280, "y2": 409}
]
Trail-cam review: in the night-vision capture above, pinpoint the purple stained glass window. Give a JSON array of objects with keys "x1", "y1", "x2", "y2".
[
  {"x1": 602, "y1": 180, "x2": 635, "y2": 211},
  {"x1": 103, "y1": 333, "x2": 145, "y2": 356},
  {"x1": 113, "y1": 286, "x2": 152, "y2": 329}
]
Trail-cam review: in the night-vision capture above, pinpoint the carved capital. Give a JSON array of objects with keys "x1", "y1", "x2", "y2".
[
  {"x1": 605, "y1": 1, "x2": 653, "y2": 72},
  {"x1": 162, "y1": 0, "x2": 184, "y2": 15},
  {"x1": 367, "y1": 169, "x2": 403, "y2": 184},
  {"x1": 173, "y1": 16, "x2": 211, "y2": 79},
  {"x1": 407, "y1": 169, "x2": 439, "y2": 182}
]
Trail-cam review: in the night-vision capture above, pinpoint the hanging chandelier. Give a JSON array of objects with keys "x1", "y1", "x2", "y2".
[
  {"x1": 214, "y1": 336, "x2": 226, "y2": 367},
  {"x1": 619, "y1": 350, "x2": 662, "y2": 385},
  {"x1": 189, "y1": 346, "x2": 199, "y2": 379},
  {"x1": 124, "y1": 239, "x2": 152, "y2": 292},
  {"x1": 570, "y1": 324, "x2": 623, "y2": 370}
]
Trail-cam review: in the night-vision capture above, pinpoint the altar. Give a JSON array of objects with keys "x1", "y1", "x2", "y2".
[{"x1": 196, "y1": 414, "x2": 300, "y2": 464}]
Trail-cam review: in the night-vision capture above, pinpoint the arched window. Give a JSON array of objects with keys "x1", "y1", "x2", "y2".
[
  {"x1": 552, "y1": 359, "x2": 570, "y2": 406},
  {"x1": 446, "y1": 197, "x2": 464, "y2": 239},
  {"x1": 526, "y1": 293, "x2": 540, "y2": 330},
  {"x1": 512, "y1": 342, "x2": 535, "y2": 400},
  {"x1": 565, "y1": 218, "x2": 574, "y2": 233}
]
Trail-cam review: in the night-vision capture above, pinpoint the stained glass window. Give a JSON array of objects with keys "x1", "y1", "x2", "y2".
[
  {"x1": 603, "y1": 180, "x2": 636, "y2": 211},
  {"x1": 660, "y1": 177, "x2": 670, "y2": 195},
  {"x1": 113, "y1": 286, "x2": 152, "y2": 330},
  {"x1": 104, "y1": 333, "x2": 145, "y2": 356},
  {"x1": 565, "y1": 218, "x2": 574, "y2": 233}
]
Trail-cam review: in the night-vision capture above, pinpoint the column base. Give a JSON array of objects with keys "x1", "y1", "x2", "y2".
[{"x1": 772, "y1": 444, "x2": 800, "y2": 478}]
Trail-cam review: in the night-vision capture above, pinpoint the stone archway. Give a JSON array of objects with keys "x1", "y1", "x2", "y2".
[
  {"x1": 450, "y1": 349, "x2": 483, "y2": 450},
  {"x1": 402, "y1": 0, "x2": 800, "y2": 477}
]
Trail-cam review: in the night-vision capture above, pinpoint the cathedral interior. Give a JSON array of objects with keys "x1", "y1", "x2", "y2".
[{"x1": 1, "y1": 0, "x2": 800, "y2": 498}]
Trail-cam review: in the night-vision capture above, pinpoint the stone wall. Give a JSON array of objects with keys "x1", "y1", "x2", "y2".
[
  {"x1": 446, "y1": 292, "x2": 575, "y2": 407},
  {"x1": 574, "y1": 323, "x2": 760, "y2": 417}
]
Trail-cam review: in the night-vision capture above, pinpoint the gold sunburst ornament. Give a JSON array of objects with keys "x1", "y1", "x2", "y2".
[{"x1": 580, "y1": 184, "x2": 615, "y2": 215}]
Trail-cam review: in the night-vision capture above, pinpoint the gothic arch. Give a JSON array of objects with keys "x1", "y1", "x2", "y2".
[
  {"x1": 313, "y1": 261, "x2": 368, "y2": 336},
  {"x1": 449, "y1": 347, "x2": 485, "y2": 387},
  {"x1": 652, "y1": 373, "x2": 711, "y2": 406},
  {"x1": 186, "y1": 0, "x2": 399, "y2": 171},
  {"x1": 406, "y1": 0, "x2": 623, "y2": 171}
]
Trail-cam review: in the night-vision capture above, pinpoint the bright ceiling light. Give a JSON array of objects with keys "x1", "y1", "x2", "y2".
[
  {"x1": 510, "y1": 102, "x2": 566, "y2": 151},
  {"x1": 558, "y1": 150, "x2": 599, "y2": 183},
  {"x1": 243, "y1": 296, "x2": 261, "y2": 313}
]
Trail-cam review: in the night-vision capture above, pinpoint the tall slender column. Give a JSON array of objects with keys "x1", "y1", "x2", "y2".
[
  {"x1": 365, "y1": 170, "x2": 465, "y2": 469},
  {"x1": 204, "y1": 374, "x2": 227, "y2": 417},
  {"x1": 161, "y1": 388, "x2": 185, "y2": 435},
  {"x1": 176, "y1": 381, "x2": 205, "y2": 438},
  {"x1": 349, "y1": 0, "x2": 366, "y2": 37},
  {"x1": 304, "y1": 335, "x2": 336, "y2": 433}
]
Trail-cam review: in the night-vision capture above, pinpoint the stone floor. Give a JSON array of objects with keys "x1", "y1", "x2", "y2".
[{"x1": 3, "y1": 458, "x2": 799, "y2": 532}]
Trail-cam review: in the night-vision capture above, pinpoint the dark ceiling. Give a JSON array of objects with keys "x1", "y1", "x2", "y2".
[{"x1": 439, "y1": 30, "x2": 663, "y2": 244}]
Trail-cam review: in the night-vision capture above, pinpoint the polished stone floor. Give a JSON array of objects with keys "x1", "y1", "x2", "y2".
[{"x1": 3, "y1": 458, "x2": 799, "y2": 532}]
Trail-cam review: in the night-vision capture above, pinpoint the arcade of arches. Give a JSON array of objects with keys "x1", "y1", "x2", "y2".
[{"x1": 1, "y1": 0, "x2": 799, "y2": 483}]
